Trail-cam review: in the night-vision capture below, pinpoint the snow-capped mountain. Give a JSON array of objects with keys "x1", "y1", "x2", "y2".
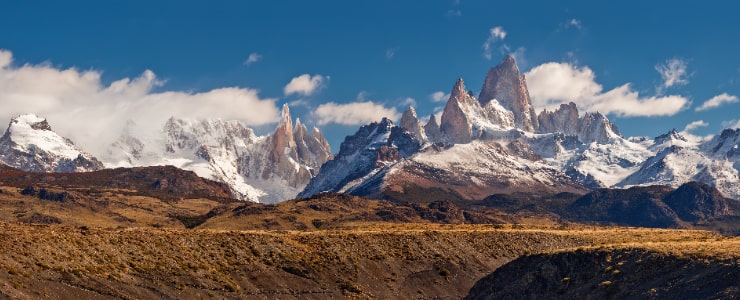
[
  {"x1": 301, "y1": 55, "x2": 740, "y2": 201},
  {"x1": 4, "y1": 55, "x2": 740, "y2": 203},
  {"x1": 0, "y1": 114, "x2": 104, "y2": 172},
  {"x1": 617, "y1": 128, "x2": 740, "y2": 199},
  {"x1": 106, "y1": 105, "x2": 332, "y2": 203}
]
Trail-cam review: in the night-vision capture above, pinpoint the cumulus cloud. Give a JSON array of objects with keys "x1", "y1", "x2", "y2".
[
  {"x1": 683, "y1": 120, "x2": 709, "y2": 132},
  {"x1": 243, "y1": 53, "x2": 262, "y2": 66},
  {"x1": 656, "y1": 58, "x2": 689, "y2": 92},
  {"x1": 312, "y1": 101, "x2": 399, "y2": 126},
  {"x1": 0, "y1": 49, "x2": 279, "y2": 158},
  {"x1": 680, "y1": 120, "x2": 712, "y2": 142},
  {"x1": 284, "y1": 74, "x2": 326, "y2": 96},
  {"x1": 525, "y1": 62, "x2": 690, "y2": 117},
  {"x1": 429, "y1": 91, "x2": 450, "y2": 102},
  {"x1": 695, "y1": 93, "x2": 739, "y2": 111},
  {"x1": 483, "y1": 26, "x2": 507, "y2": 60}
]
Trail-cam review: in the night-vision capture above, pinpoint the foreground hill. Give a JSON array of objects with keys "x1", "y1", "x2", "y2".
[
  {"x1": 0, "y1": 223, "x2": 720, "y2": 299},
  {"x1": 467, "y1": 239, "x2": 740, "y2": 299}
]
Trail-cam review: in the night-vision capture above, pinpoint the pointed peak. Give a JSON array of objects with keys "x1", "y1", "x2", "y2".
[
  {"x1": 281, "y1": 103, "x2": 291, "y2": 118},
  {"x1": 402, "y1": 106, "x2": 418, "y2": 118},
  {"x1": 295, "y1": 117, "x2": 302, "y2": 126},
  {"x1": 428, "y1": 114, "x2": 438, "y2": 125},
  {"x1": 497, "y1": 55, "x2": 520, "y2": 73},
  {"x1": 503, "y1": 54, "x2": 516, "y2": 65},
  {"x1": 380, "y1": 117, "x2": 394, "y2": 128},
  {"x1": 450, "y1": 77, "x2": 467, "y2": 99}
]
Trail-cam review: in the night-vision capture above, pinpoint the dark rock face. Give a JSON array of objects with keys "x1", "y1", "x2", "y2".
[
  {"x1": 466, "y1": 248, "x2": 740, "y2": 300},
  {"x1": 478, "y1": 55, "x2": 538, "y2": 132},
  {"x1": 567, "y1": 182, "x2": 732, "y2": 227},
  {"x1": 663, "y1": 181, "x2": 730, "y2": 222},
  {"x1": 568, "y1": 185, "x2": 681, "y2": 228},
  {"x1": 0, "y1": 165, "x2": 234, "y2": 201},
  {"x1": 299, "y1": 118, "x2": 422, "y2": 198}
]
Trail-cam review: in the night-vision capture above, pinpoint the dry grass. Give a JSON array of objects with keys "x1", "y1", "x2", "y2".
[{"x1": 0, "y1": 221, "x2": 728, "y2": 299}]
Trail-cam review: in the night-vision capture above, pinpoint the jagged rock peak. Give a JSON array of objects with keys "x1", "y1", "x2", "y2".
[
  {"x1": 479, "y1": 55, "x2": 538, "y2": 132},
  {"x1": 655, "y1": 128, "x2": 688, "y2": 144},
  {"x1": 424, "y1": 114, "x2": 443, "y2": 143},
  {"x1": 400, "y1": 106, "x2": 427, "y2": 143},
  {"x1": 537, "y1": 102, "x2": 579, "y2": 135},
  {"x1": 578, "y1": 111, "x2": 622, "y2": 144},
  {"x1": 441, "y1": 78, "x2": 476, "y2": 144}
]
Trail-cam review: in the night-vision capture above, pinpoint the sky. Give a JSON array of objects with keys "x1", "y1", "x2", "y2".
[{"x1": 1, "y1": 1, "x2": 739, "y2": 154}]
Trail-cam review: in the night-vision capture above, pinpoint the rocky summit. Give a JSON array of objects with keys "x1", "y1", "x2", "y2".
[
  {"x1": 0, "y1": 114, "x2": 103, "y2": 172},
  {"x1": 301, "y1": 55, "x2": 740, "y2": 202}
]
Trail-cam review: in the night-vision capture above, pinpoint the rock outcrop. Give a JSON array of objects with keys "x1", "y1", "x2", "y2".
[
  {"x1": 424, "y1": 115, "x2": 444, "y2": 143},
  {"x1": 399, "y1": 106, "x2": 427, "y2": 143},
  {"x1": 479, "y1": 55, "x2": 539, "y2": 132},
  {"x1": 440, "y1": 78, "x2": 476, "y2": 144}
]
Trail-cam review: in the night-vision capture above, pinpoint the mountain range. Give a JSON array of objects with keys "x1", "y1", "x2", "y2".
[{"x1": 1, "y1": 56, "x2": 739, "y2": 202}]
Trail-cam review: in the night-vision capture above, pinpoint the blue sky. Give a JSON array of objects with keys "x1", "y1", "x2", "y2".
[{"x1": 1, "y1": 1, "x2": 739, "y2": 151}]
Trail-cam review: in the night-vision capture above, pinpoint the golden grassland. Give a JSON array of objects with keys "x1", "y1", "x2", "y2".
[
  {"x1": 2, "y1": 183, "x2": 740, "y2": 299},
  {"x1": 0, "y1": 220, "x2": 735, "y2": 299}
]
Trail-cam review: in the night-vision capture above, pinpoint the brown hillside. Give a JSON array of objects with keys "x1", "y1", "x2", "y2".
[{"x1": 0, "y1": 223, "x2": 719, "y2": 299}]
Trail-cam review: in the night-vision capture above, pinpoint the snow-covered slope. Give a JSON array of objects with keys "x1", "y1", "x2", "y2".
[
  {"x1": 0, "y1": 114, "x2": 104, "y2": 172},
  {"x1": 106, "y1": 105, "x2": 331, "y2": 203},
  {"x1": 616, "y1": 128, "x2": 740, "y2": 199},
  {"x1": 301, "y1": 55, "x2": 740, "y2": 201}
]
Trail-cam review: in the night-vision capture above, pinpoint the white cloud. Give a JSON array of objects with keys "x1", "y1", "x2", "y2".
[
  {"x1": 680, "y1": 120, "x2": 713, "y2": 142},
  {"x1": 655, "y1": 58, "x2": 689, "y2": 92},
  {"x1": 312, "y1": 101, "x2": 399, "y2": 126},
  {"x1": 284, "y1": 74, "x2": 326, "y2": 96},
  {"x1": 683, "y1": 120, "x2": 708, "y2": 132},
  {"x1": 695, "y1": 93, "x2": 739, "y2": 111},
  {"x1": 385, "y1": 47, "x2": 399, "y2": 59},
  {"x1": 525, "y1": 62, "x2": 690, "y2": 117},
  {"x1": 399, "y1": 97, "x2": 416, "y2": 107},
  {"x1": 430, "y1": 91, "x2": 450, "y2": 103},
  {"x1": 447, "y1": 9, "x2": 462, "y2": 17},
  {"x1": 0, "y1": 50, "x2": 12, "y2": 68},
  {"x1": 243, "y1": 53, "x2": 262, "y2": 66},
  {"x1": 0, "y1": 49, "x2": 280, "y2": 159},
  {"x1": 483, "y1": 26, "x2": 507, "y2": 60}
]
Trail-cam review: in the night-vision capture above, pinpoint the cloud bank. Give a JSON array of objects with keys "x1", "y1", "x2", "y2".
[
  {"x1": 525, "y1": 62, "x2": 690, "y2": 117},
  {"x1": 0, "y1": 49, "x2": 279, "y2": 158},
  {"x1": 312, "y1": 101, "x2": 399, "y2": 126}
]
